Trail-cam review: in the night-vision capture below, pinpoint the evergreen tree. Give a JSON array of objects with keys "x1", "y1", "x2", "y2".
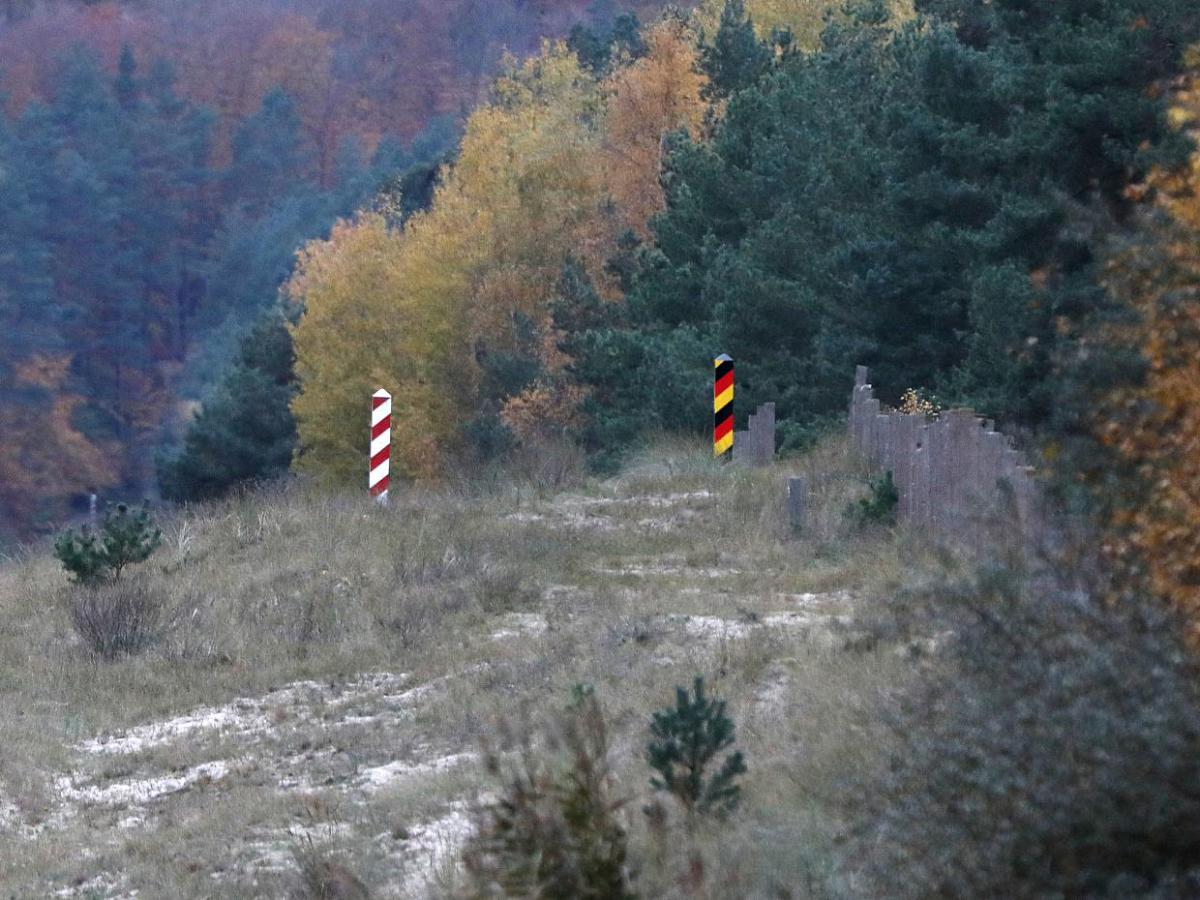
[
  {"x1": 573, "y1": 0, "x2": 1200, "y2": 461},
  {"x1": 225, "y1": 88, "x2": 311, "y2": 217},
  {"x1": 568, "y1": 24, "x2": 612, "y2": 73},
  {"x1": 158, "y1": 314, "x2": 298, "y2": 503},
  {"x1": 609, "y1": 12, "x2": 647, "y2": 61},
  {"x1": 114, "y1": 44, "x2": 138, "y2": 112},
  {"x1": 568, "y1": 11, "x2": 646, "y2": 74},
  {"x1": 124, "y1": 51, "x2": 215, "y2": 360},
  {"x1": 55, "y1": 501, "x2": 162, "y2": 583},
  {"x1": 700, "y1": 0, "x2": 774, "y2": 101},
  {"x1": 36, "y1": 51, "x2": 151, "y2": 443},
  {"x1": 0, "y1": 105, "x2": 56, "y2": 371},
  {"x1": 647, "y1": 676, "x2": 747, "y2": 819}
]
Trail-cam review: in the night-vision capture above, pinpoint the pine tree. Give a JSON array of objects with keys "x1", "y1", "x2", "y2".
[
  {"x1": 225, "y1": 88, "x2": 311, "y2": 217},
  {"x1": 568, "y1": 11, "x2": 646, "y2": 74},
  {"x1": 38, "y1": 50, "x2": 154, "y2": 446},
  {"x1": 159, "y1": 314, "x2": 298, "y2": 502},
  {"x1": 54, "y1": 501, "x2": 162, "y2": 583},
  {"x1": 574, "y1": 0, "x2": 1200, "y2": 462},
  {"x1": 464, "y1": 688, "x2": 634, "y2": 899},
  {"x1": 647, "y1": 676, "x2": 746, "y2": 819},
  {"x1": 0, "y1": 104, "x2": 56, "y2": 368},
  {"x1": 700, "y1": 0, "x2": 773, "y2": 101},
  {"x1": 114, "y1": 44, "x2": 138, "y2": 112},
  {"x1": 131, "y1": 55, "x2": 215, "y2": 360}
]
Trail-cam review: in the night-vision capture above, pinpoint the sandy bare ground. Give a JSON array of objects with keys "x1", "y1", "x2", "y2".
[{"x1": 21, "y1": 597, "x2": 850, "y2": 896}]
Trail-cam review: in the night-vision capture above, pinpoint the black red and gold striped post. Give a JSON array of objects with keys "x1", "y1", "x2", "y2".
[{"x1": 714, "y1": 354, "x2": 734, "y2": 459}]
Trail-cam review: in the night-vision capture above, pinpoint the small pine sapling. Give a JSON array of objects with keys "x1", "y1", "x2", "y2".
[
  {"x1": 53, "y1": 527, "x2": 108, "y2": 584},
  {"x1": 99, "y1": 503, "x2": 163, "y2": 579},
  {"x1": 853, "y1": 470, "x2": 899, "y2": 527},
  {"x1": 55, "y1": 502, "x2": 163, "y2": 583},
  {"x1": 647, "y1": 676, "x2": 746, "y2": 820},
  {"x1": 553, "y1": 686, "x2": 633, "y2": 898},
  {"x1": 464, "y1": 685, "x2": 634, "y2": 899}
]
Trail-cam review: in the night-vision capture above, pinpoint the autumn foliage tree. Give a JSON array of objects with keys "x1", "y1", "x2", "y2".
[
  {"x1": 1094, "y1": 48, "x2": 1200, "y2": 640},
  {"x1": 290, "y1": 44, "x2": 602, "y2": 481},
  {"x1": 288, "y1": 26, "x2": 711, "y2": 481},
  {"x1": 0, "y1": 1, "x2": 494, "y2": 537},
  {"x1": 601, "y1": 16, "x2": 708, "y2": 239}
]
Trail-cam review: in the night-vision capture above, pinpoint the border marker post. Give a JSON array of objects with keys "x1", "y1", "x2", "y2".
[
  {"x1": 370, "y1": 389, "x2": 391, "y2": 506},
  {"x1": 714, "y1": 354, "x2": 734, "y2": 460}
]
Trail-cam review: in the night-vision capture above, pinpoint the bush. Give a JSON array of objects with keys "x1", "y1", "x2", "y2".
[
  {"x1": 646, "y1": 676, "x2": 746, "y2": 821},
  {"x1": 54, "y1": 524, "x2": 109, "y2": 584},
  {"x1": 54, "y1": 502, "x2": 162, "y2": 583},
  {"x1": 845, "y1": 565, "x2": 1200, "y2": 897},
  {"x1": 68, "y1": 577, "x2": 163, "y2": 660},
  {"x1": 850, "y1": 470, "x2": 898, "y2": 528},
  {"x1": 507, "y1": 436, "x2": 586, "y2": 493},
  {"x1": 464, "y1": 686, "x2": 634, "y2": 899}
]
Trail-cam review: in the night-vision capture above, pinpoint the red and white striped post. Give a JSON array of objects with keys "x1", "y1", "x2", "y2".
[{"x1": 369, "y1": 389, "x2": 391, "y2": 506}]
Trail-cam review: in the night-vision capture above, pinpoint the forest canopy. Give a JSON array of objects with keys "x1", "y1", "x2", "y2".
[{"x1": 0, "y1": 0, "x2": 680, "y2": 537}]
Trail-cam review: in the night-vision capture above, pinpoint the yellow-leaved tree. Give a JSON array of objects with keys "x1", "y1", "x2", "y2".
[
  {"x1": 500, "y1": 18, "x2": 710, "y2": 438},
  {"x1": 291, "y1": 24, "x2": 716, "y2": 479},
  {"x1": 289, "y1": 43, "x2": 605, "y2": 483},
  {"x1": 288, "y1": 213, "x2": 468, "y2": 484}
]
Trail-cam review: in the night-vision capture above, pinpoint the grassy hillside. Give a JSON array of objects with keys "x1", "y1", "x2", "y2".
[{"x1": 0, "y1": 436, "x2": 948, "y2": 897}]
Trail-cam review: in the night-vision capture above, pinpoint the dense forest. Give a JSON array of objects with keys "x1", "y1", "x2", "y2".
[
  {"x1": 9, "y1": 3, "x2": 1200, "y2": 893},
  {"x1": 4, "y1": 0, "x2": 1200, "y2": 635},
  {"x1": 0, "y1": 0, "x2": 682, "y2": 539}
]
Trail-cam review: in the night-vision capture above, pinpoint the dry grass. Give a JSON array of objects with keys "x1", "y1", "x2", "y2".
[{"x1": 0, "y1": 434, "x2": 950, "y2": 898}]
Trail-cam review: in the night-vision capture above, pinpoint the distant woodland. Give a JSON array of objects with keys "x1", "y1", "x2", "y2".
[{"x1": 0, "y1": 0, "x2": 681, "y2": 539}]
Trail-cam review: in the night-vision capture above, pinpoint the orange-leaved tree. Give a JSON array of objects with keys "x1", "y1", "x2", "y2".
[
  {"x1": 0, "y1": 355, "x2": 118, "y2": 537},
  {"x1": 291, "y1": 23, "x2": 717, "y2": 480},
  {"x1": 600, "y1": 16, "x2": 709, "y2": 241},
  {"x1": 500, "y1": 19, "x2": 709, "y2": 435}
]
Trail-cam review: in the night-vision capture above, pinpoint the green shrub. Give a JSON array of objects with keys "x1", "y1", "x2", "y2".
[
  {"x1": 846, "y1": 565, "x2": 1200, "y2": 897},
  {"x1": 464, "y1": 686, "x2": 634, "y2": 899},
  {"x1": 646, "y1": 676, "x2": 746, "y2": 820},
  {"x1": 54, "y1": 525, "x2": 108, "y2": 585},
  {"x1": 55, "y1": 502, "x2": 162, "y2": 583},
  {"x1": 158, "y1": 313, "x2": 297, "y2": 503},
  {"x1": 851, "y1": 470, "x2": 898, "y2": 528}
]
